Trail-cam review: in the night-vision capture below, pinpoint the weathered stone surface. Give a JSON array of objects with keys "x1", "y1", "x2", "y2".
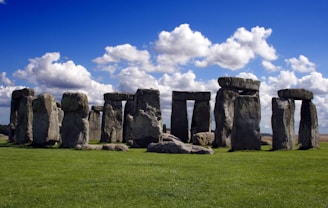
[
  {"x1": 147, "y1": 137, "x2": 213, "y2": 154},
  {"x1": 91, "y1": 105, "x2": 103, "y2": 112},
  {"x1": 32, "y1": 93, "x2": 60, "y2": 146},
  {"x1": 88, "y1": 110, "x2": 101, "y2": 140},
  {"x1": 278, "y1": 88, "x2": 313, "y2": 100},
  {"x1": 191, "y1": 100, "x2": 211, "y2": 137},
  {"x1": 61, "y1": 92, "x2": 89, "y2": 117},
  {"x1": 172, "y1": 91, "x2": 211, "y2": 101},
  {"x1": 101, "y1": 100, "x2": 123, "y2": 143},
  {"x1": 231, "y1": 96, "x2": 261, "y2": 151},
  {"x1": 60, "y1": 92, "x2": 89, "y2": 148},
  {"x1": 192, "y1": 132, "x2": 214, "y2": 146},
  {"x1": 132, "y1": 89, "x2": 162, "y2": 147},
  {"x1": 159, "y1": 133, "x2": 181, "y2": 142},
  {"x1": 123, "y1": 100, "x2": 134, "y2": 143},
  {"x1": 9, "y1": 88, "x2": 34, "y2": 144},
  {"x1": 218, "y1": 77, "x2": 260, "y2": 91},
  {"x1": 271, "y1": 98, "x2": 295, "y2": 150},
  {"x1": 298, "y1": 100, "x2": 319, "y2": 149},
  {"x1": 171, "y1": 100, "x2": 189, "y2": 142},
  {"x1": 102, "y1": 143, "x2": 129, "y2": 151},
  {"x1": 104, "y1": 92, "x2": 134, "y2": 101},
  {"x1": 75, "y1": 144, "x2": 103, "y2": 150},
  {"x1": 213, "y1": 88, "x2": 239, "y2": 148}
]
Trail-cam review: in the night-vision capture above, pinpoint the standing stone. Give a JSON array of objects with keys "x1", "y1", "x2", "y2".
[
  {"x1": 101, "y1": 99, "x2": 122, "y2": 143},
  {"x1": 171, "y1": 100, "x2": 188, "y2": 142},
  {"x1": 61, "y1": 92, "x2": 89, "y2": 148},
  {"x1": 213, "y1": 88, "x2": 239, "y2": 148},
  {"x1": 132, "y1": 89, "x2": 162, "y2": 147},
  {"x1": 88, "y1": 109, "x2": 101, "y2": 140},
  {"x1": 271, "y1": 98, "x2": 295, "y2": 150},
  {"x1": 191, "y1": 100, "x2": 211, "y2": 137},
  {"x1": 123, "y1": 99, "x2": 134, "y2": 143},
  {"x1": 32, "y1": 93, "x2": 60, "y2": 146},
  {"x1": 9, "y1": 88, "x2": 34, "y2": 144},
  {"x1": 298, "y1": 100, "x2": 319, "y2": 149},
  {"x1": 231, "y1": 96, "x2": 261, "y2": 151}
]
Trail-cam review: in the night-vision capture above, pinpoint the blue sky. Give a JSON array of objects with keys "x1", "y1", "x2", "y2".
[{"x1": 1, "y1": 0, "x2": 328, "y2": 133}]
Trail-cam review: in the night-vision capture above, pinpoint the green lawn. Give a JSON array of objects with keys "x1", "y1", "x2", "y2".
[{"x1": 0, "y1": 140, "x2": 327, "y2": 208}]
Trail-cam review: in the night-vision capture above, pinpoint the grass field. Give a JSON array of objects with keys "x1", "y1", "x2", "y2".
[{"x1": 0, "y1": 137, "x2": 327, "y2": 208}]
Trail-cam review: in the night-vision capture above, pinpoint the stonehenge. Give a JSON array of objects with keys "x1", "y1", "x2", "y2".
[
  {"x1": 271, "y1": 88, "x2": 319, "y2": 150},
  {"x1": 213, "y1": 77, "x2": 261, "y2": 150},
  {"x1": 7, "y1": 77, "x2": 320, "y2": 152},
  {"x1": 170, "y1": 91, "x2": 211, "y2": 143}
]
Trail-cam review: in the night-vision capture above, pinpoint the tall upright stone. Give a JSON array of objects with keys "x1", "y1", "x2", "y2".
[
  {"x1": 123, "y1": 99, "x2": 134, "y2": 143},
  {"x1": 171, "y1": 99, "x2": 188, "y2": 142},
  {"x1": 32, "y1": 93, "x2": 60, "y2": 146},
  {"x1": 298, "y1": 100, "x2": 319, "y2": 149},
  {"x1": 271, "y1": 98, "x2": 295, "y2": 150},
  {"x1": 61, "y1": 92, "x2": 89, "y2": 148},
  {"x1": 132, "y1": 89, "x2": 162, "y2": 147},
  {"x1": 213, "y1": 88, "x2": 239, "y2": 147},
  {"x1": 101, "y1": 99, "x2": 122, "y2": 143},
  {"x1": 88, "y1": 106, "x2": 102, "y2": 140},
  {"x1": 9, "y1": 88, "x2": 34, "y2": 144},
  {"x1": 231, "y1": 96, "x2": 261, "y2": 151},
  {"x1": 191, "y1": 99, "x2": 211, "y2": 137}
]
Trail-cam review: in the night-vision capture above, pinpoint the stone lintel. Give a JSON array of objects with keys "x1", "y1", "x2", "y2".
[
  {"x1": 172, "y1": 91, "x2": 211, "y2": 101},
  {"x1": 12, "y1": 88, "x2": 35, "y2": 99},
  {"x1": 104, "y1": 92, "x2": 134, "y2": 101},
  {"x1": 91, "y1": 106, "x2": 103, "y2": 112},
  {"x1": 278, "y1": 88, "x2": 313, "y2": 100},
  {"x1": 218, "y1": 77, "x2": 260, "y2": 91}
]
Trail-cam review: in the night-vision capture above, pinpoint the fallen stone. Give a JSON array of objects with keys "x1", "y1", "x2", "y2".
[
  {"x1": 75, "y1": 144, "x2": 103, "y2": 150},
  {"x1": 278, "y1": 88, "x2": 313, "y2": 100},
  {"x1": 147, "y1": 138, "x2": 214, "y2": 154},
  {"x1": 218, "y1": 77, "x2": 260, "y2": 91},
  {"x1": 102, "y1": 143, "x2": 129, "y2": 151},
  {"x1": 192, "y1": 132, "x2": 214, "y2": 146}
]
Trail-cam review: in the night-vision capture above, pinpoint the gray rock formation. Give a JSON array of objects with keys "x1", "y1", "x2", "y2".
[
  {"x1": 9, "y1": 88, "x2": 34, "y2": 144},
  {"x1": 192, "y1": 132, "x2": 214, "y2": 146},
  {"x1": 88, "y1": 107, "x2": 102, "y2": 140},
  {"x1": 278, "y1": 88, "x2": 313, "y2": 100},
  {"x1": 60, "y1": 92, "x2": 89, "y2": 148},
  {"x1": 32, "y1": 93, "x2": 60, "y2": 146},
  {"x1": 191, "y1": 100, "x2": 211, "y2": 137},
  {"x1": 132, "y1": 89, "x2": 162, "y2": 147},
  {"x1": 147, "y1": 136, "x2": 213, "y2": 154},
  {"x1": 298, "y1": 100, "x2": 319, "y2": 149},
  {"x1": 271, "y1": 98, "x2": 295, "y2": 150},
  {"x1": 101, "y1": 97, "x2": 123, "y2": 143},
  {"x1": 218, "y1": 77, "x2": 260, "y2": 91},
  {"x1": 213, "y1": 88, "x2": 239, "y2": 147},
  {"x1": 75, "y1": 143, "x2": 129, "y2": 151},
  {"x1": 231, "y1": 96, "x2": 261, "y2": 151},
  {"x1": 171, "y1": 91, "x2": 211, "y2": 143},
  {"x1": 123, "y1": 99, "x2": 134, "y2": 143},
  {"x1": 171, "y1": 99, "x2": 188, "y2": 142}
]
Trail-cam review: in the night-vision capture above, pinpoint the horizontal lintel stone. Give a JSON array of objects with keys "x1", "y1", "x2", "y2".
[
  {"x1": 278, "y1": 88, "x2": 313, "y2": 100},
  {"x1": 218, "y1": 77, "x2": 260, "y2": 91},
  {"x1": 104, "y1": 92, "x2": 134, "y2": 101},
  {"x1": 172, "y1": 91, "x2": 211, "y2": 101}
]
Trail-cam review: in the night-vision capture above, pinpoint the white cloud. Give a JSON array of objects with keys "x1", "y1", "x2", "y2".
[
  {"x1": 262, "y1": 60, "x2": 282, "y2": 72},
  {"x1": 195, "y1": 26, "x2": 277, "y2": 70},
  {"x1": 0, "y1": 72, "x2": 13, "y2": 86},
  {"x1": 0, "y1": 85, "x2": 26, "y2": 106},
  {"x1": 297, "y1": 71, "x2": 328, "y2": 95},
  {"x1": 93, "y1": 44, "x2": 154, "y2": 72},
  {"x1": 155, "y1": 24, "x2": 211, "y2": 67},
  {"x1": 0, "y1": 0, "x2": 5, "y2": 4},
  {"x1": 13, "y1": 52, "x2": 113, "y2": 105},
  {"x1": 236, "y1": 72, "x2": 259, "y2": 80},
  {"x1": 285, "y1": 55, "x2": 316, "y2": 73}
]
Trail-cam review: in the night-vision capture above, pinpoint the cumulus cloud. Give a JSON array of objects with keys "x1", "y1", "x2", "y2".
[
  {"x1": 285, "y1": 55, "x2": 316, "y2": 73},
  {"x1": 262, "y1": 60, "x2": 282, "y2": 72},
  {"x1": 155, "y1": 24, "x2": 211, "y2": 67},
  {"x1": 297, "y1": 72, "x2": 328, "y2": 95},
  {"x1": 195, "y1": 26, "x2": 277, "y2": 70},
  {"x1": 0, "y1": 72, "x2": 13, "y2": 86},
  {"x1": 0, "y1": 0, "x2": 5, "y2": 4},
  {"x1": 13, "y1": 52, "x2": 113, "y2": 105}
]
